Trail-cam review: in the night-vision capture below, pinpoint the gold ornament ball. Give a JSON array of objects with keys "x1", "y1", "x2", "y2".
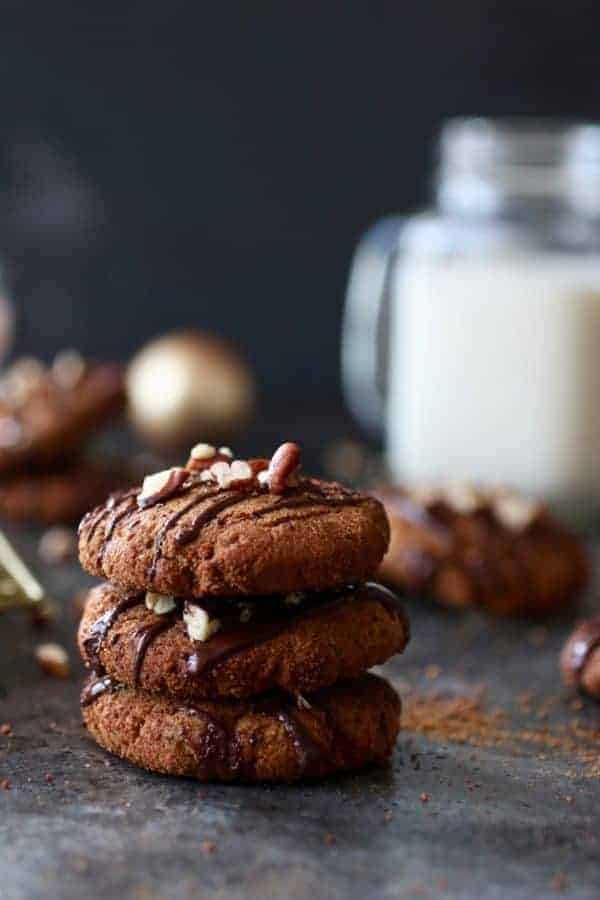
[{"x1": 126, "y1": 330, "x2": 256, "y2": 450}]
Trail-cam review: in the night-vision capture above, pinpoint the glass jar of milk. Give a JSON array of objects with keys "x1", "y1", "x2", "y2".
[{"x1": 342, "y1": 118, "x2": 600, "y2": 518}]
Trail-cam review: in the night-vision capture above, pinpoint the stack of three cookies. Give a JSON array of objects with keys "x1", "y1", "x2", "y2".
[{"x1": 77, "y1": 442, "x2": 410, "y2": 782}]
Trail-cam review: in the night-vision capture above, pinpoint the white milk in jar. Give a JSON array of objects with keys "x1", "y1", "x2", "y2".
[{"x1": 387, "y1": 254, "x2": 600, "y2": 507}]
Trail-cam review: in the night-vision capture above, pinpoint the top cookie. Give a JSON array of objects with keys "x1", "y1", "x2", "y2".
[
  {"x1": 78, "y1": 442, "x2": 390, "y2": 597},
  {"x1": 0, "y1": 352, "x2": 124, "y2": 472}
]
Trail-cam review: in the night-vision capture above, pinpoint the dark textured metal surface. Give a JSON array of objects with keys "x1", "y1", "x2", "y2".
[{"x1": 1, "y1": 525, "x2": 600, "y2": 900}]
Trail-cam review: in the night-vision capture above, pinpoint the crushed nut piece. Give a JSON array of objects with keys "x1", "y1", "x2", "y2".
[
  {"x1": 420, "y1": 793, "x2": 430, "y2": 803},
  {"x1": 0, "y1": 778, "x2": 11, "y2": 790},
  {"x1": 201, "y1": 840, "x2": 217, "y2": 854},
  {"x1": 138, "y1": 467, "x2": 189, "y2": 508},
  {"x1": 145, "y1": 591, "x2": 176, "y2": 615},
  {"x1": 296, "y1": 693, "x2": 312, "y2": 710},
  {"x1": 183, "y1": 603, "x2": 221, "y2": 642},
  {"x1": 190, "y1": 442, "x2": 216, "y2": 460},
  {"x1": 34, "y1": 643, "x2": 70, "y2": 678},
  {"x1": 267, "y1": 442, "x2": 301, "y2": 494},
  {"x1": 0, "y1": 723, "x2": 12, "y2": 736}
]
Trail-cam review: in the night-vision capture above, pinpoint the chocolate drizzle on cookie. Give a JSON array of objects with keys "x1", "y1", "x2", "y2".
[
  {"x1": 81, "y1": 673, "x2": 120, "y2": 707},
  {"x1": 184, "y1": 582, "x2": 406, "y2": 680},
  {"x1": 131, "y1": 615, "x2": 175, "y2": 684},
  {"x1": 82, "y1": 593, "x2": 143, "y2": 672}
]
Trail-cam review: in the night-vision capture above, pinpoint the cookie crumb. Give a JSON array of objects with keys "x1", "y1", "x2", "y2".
[
  {"x1": 323, "y1": 833, "x2": 337, "y2": 845},
  {"x1": 44, "y1": 773, "x2": 55, "y2": 784},
  {"x1": 550, "y1": 873, "x2": 568, "y2": 892},
  {"x1": 200, "y1": 840, "x2": 216, "y2": 855},
  {"x1": 0, "y1": 723, "x2": 12, "y2": 736},
  {"x1": 1, "y1": 778, "x2": 11, "y2": 790},
  {"x1": 420, "y1": 793, "x2": 430, "y2": 803}
]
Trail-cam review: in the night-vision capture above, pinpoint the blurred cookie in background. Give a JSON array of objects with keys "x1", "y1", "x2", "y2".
[
  {"x1": 0, "y1": 351, "x2": 124, "y2": 473},
  {"x1": 375, "y1": 483, "x2": 588, "y2": 617},
  {"x1": 0, "y1": 458, "x2": 131, "y2": 525}
]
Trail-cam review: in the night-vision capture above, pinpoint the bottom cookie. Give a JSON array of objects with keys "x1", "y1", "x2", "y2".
[{"x1": 81, "y1": 672, "x2": 401, "y2": 782}]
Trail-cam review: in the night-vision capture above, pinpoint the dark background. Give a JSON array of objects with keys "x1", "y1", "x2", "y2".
[{"x1": 0, "y1": 1, "x2": 597, "y2": 412}]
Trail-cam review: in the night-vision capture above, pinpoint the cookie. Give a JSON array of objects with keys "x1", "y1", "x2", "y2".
[
  {"x1": 0, "y1": 460, "x2": 130, "y2": 524},
  {"x1": 376, "y1": 484, "x2": 588, "y2": 616},
  {"x1": 561, "y1": 618, "x2": 600, "y2": 698},
  {"x1": 79, "y1": 475, "x2": 389, "y2": 598},
  {"x1": 0, "y1": 353, "x2": 124, "y2": 473},
  {"x1": 81, "y1": 672, "x2": 401, "y2": 782},
  {"x1": 77, "y1": 581, "x2": 409, "y2": 699}
]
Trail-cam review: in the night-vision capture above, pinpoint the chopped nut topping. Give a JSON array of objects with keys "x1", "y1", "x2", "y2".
[
  {"x1": 183, "y1": 603, "x2": 221, "y2": 642},
  {"x1": 190, "y1": 442, "x2": 216, "y2": 460},
  {"x1": 204, "y1": 459, "x2": 253, "y2": 489},
  {"x1": 52, "y1": 349, "x2": 86, "y2": 389},
  {"x1": 442, "y1": 481, "x2": 482, "y2": 514},
  {"x1": 145, "y1": 591, "x2": 176, "y2": 615},
  {"x1": 493, "y1": 494, "x2": 539, "y2": 531},
  {"x1": 138, "y1": 467, "x2": 189, "y2": 508},
  {"x1": 34, "y1": 643, "x2": 70, "y2": 678},
  {"x1": 267, "y1": 442, "x2": 301, "y2": 494}
]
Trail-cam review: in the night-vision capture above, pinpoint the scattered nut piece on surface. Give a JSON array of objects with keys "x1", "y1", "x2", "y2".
[
  {"x1": 0, "y1": 778, "x2": 11, "y2": 790},
  {"x1": 0, "y1": 723, "x2": 12, "y2": 736},
  {"x1": 145, "y1": 591, "x2": 176, "y2": 615},
  {"x1": 267, "y1": 442, "x2": 301, "y2": 494},
  {"x1": 138, "y1": 467, "x2": 189, "y2": 508},
  {"x1": 34, "y1": 643, "x2": 70, "y2": 678},
  {"x1": 38, "y1": 527, "x2": 77, "y2": 564},
  {"x1": 183, "y1": 603, "x2": 221, "y2": 642},
  {"x1": 201, "y1": 840, "x2": 217, "y2": 855}
]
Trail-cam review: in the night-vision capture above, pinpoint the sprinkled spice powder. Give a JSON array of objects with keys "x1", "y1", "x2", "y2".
[{"x1": 401, "y1": 690, "x2": 600, "y2": 778}]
